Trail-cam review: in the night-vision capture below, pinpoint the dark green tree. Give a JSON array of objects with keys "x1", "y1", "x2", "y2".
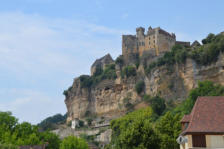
[
  {"x1": 156, "y1": 112, "x2": 181, "y2": 149},
  {"x1": 60, "y1": 136, "x2": 88, "y2": 149}
]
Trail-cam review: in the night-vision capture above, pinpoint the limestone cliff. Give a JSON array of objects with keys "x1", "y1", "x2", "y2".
[{"x1": 64, "y1": 52, "x2": 224, "y2": 122}]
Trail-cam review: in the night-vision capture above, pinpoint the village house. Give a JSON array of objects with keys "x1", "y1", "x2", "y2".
[{"x1": 177, "y1": 96, "x2": 224, "y2": 149}]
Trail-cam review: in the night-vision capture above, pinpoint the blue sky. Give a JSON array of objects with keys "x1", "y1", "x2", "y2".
[{"x1": 0, "y1": 0, "x2": 223, "y2": 124}]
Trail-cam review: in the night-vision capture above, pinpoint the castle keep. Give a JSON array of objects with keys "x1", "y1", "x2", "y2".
[{"x1": 122, "y1": 26, "x2": 190, "y2": 63}]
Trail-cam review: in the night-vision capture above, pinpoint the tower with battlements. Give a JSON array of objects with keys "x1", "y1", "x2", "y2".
[{"x1": 122, "y1": 26, "x2": 190, "y2": 64}]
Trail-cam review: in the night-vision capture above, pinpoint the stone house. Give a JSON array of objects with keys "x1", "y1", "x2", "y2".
[{"x1": 177, "y1": 96, "x2": 224, "y2": 149}]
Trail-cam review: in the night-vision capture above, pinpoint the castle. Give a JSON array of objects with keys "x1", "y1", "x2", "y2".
[{"x1": 122, "y1": 26, "x2": 190, "y2": 63}]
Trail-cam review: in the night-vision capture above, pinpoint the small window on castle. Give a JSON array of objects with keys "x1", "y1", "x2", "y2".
[{"x1": 142, "y1": 42, "x2": 144, "y2": 46}]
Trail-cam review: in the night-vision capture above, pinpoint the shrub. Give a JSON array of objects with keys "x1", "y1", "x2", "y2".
[
  {"x1": 115, "y1": 55, "x2": 124, "y2": 66},
  {"x1": 79, "y1": 75, "x2": 93, "y2": 88},
  {"x1": 135, "y1": 81, "x2": 145, "y2": 94},
  {"x1": 122, "y1": 65, "x2": 136, "y2": 77},
  {"x1": 150, "y1": 96, "x2": 166, "y2": 116},
  {"x1": 202, "y1": 33, "x2": 215, "y2": 44},
  {"x1": 86, "y1": 118, "x2": 93, "y2": 126},
  {"x1": 110, "y1": 108, "x2": 160, "y2": 149},
  {"x1": 60, "y1": 136, "x2": 88, "y2": 149},
  {"x1": 79, "y1": 120, "x2": 84, "y2": 127},
  {"x1": 63, "y1": 86, "x2": 72, "y2": 97}
]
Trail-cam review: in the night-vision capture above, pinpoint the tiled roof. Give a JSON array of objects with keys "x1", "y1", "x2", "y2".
[
  {"x1": 181, "y1": 114, "x2": 191, "y2": 123},
  {"x1": 182, "y1": 96, "x2": 224, "y2": 135}
]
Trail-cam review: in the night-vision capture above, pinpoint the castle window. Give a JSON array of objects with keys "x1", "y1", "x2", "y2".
[{"x1": 142, "y1": 42, "x2": 145, "y2": 46}]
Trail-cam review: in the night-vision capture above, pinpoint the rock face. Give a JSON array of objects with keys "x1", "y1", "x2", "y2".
[{"x1": 65, "y1": 52, "x2": 224, "y2": 121}]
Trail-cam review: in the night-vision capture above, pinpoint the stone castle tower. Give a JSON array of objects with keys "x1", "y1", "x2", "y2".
[{"x1": 122, "y1": 26, "x2": 189, "y2": 63}]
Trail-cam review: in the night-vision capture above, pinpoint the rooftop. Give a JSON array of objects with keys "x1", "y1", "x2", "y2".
[{"x1": 182, "y1": 96, "x2": 224, "y2": 135}]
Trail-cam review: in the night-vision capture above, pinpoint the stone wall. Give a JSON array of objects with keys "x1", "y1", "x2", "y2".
[{"x1": 122, "y1": 26, "x2": 177, "y2": 63}]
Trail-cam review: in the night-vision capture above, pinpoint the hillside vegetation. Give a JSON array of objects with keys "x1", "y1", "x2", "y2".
[{"x1": 106, "y1": 81, "x2": 224, "y2": 149}]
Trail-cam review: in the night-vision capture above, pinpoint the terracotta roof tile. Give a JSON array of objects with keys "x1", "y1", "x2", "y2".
[
  {"x1": 182, "y1": 96, "x2": 224, "y2": 135},
  {"x1": 181, "y1": 114, "x2": 191, "y2": 123}
]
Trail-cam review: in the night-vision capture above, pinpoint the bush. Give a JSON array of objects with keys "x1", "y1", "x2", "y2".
[
  {"x1": 110, "y1": 108, "x2": 160, "y2": 149},
  {"x1": 63, "y1": 86, "x2": 72, "y2": 97},
  {"x1": 115, "y1": 55, "x2": 124, "y2": 66},
  {"x1": 150, "y1": 96, "x2": 166, "y2": 116},
  {"x1": 38, "y1": 113, "x2": 67, "y2": 131},
  {"x1": 78, "y1": 120, "x2": 84, "y2": 127},
  {"x1": 122, "y1": 65, "x2": 136, "y2": 77},
  {"x1": 135, "y1": 81, "x2": 145, "y2": 94},
  {"x1": 80, "y1": 75, "x2": 93, "y2": 88},
  {"x1": 142, "y1": 95, "x2": 166, "y2": 116},
  {"x1": 202, "y1": 33, "x2": 215, "y2": 44},
  {"x1": 86, "y1": 118, "x2": 93, "y2": 126},
  {"x1": 60, "y1": 136, "x2": 88, "y2": 149}
]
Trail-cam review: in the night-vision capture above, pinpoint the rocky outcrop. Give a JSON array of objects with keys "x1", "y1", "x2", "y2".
[{"x1": 65, "y1": 52, "x2": 224, "y2": 121}]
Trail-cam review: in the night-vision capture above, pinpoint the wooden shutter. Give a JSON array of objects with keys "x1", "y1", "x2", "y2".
[{"x1": 192, "y1": 134, "x2": 206, "y2": 147}]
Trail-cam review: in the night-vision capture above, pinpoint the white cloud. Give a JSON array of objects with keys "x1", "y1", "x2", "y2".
[
  {"x1": 0, "y1": 11, "x2": 129, "y2": 124},
  {"x1": 0, "y1": 89, "x2": 66, "y2": 124}
]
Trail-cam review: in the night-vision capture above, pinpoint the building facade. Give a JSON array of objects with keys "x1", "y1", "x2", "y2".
[
  {"x1": 177, "y1": 96, "x2": 224, "y2": 149},
  {"x1": 122, "y1": 26, "x2": 190, "y2": 63}
]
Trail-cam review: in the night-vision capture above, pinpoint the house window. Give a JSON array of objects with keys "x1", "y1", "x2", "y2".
[{"x1": 192, "y1": 135, "x2": 206, "y2": 147}]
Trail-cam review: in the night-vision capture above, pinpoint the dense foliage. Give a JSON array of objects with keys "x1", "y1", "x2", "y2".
[
  {"x1": 135, "y1": 80, "x2": 145, "y2": 94},
  {"x1": 109, "y1": 108, "x2": 160, "y2": 149},
  {"x1": 143, "y1": 95, "x2": 166, "y2": 116},
  {"x1": 174, "y1": 80, "x2": 224, "y2": 115},
  {"x1": 109, "y1": 80, "x2": 224, "y2": 149},
  {"x1": 121, "y1": 65, "x2": 137, "y2": 78},
  {"x1": 78, "y1": 64, "x2": 117, "y2": 88},
  {"x1": 60, "y1": 136, "x2": 88, "y2": 149},
  {"x1": 115, "y1": 55, "x2": 124, "y2": 66},
  {"x1": 38, "y1": 113, "x2": 67, "y2": 131},
  {"x1": 191, "y1": 33, "x2": 224, "y2": 65},
  {"x1": 156, "y1": 112, "x2": 181, "y2": 149},
  {"x1": 0, "y1": 112, "x2": 61, "y2": 149}
]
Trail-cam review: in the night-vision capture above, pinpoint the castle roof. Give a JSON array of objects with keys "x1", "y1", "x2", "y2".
[
  {"x1": 91, "y1": 54, "x2": 114, "y2": 68},
  {"x1": 191, "y1": 40, "x2": 201, "y2": 47},
  {"x1": 181, "y1": 96, "x2": 224, "y2": 135}
]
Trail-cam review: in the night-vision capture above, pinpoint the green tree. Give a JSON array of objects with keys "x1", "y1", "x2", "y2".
[
  {"x1": 156, "y1": 112, "x2": 181, "y2": 149},
  {"x1": 135, "y1": 81, "x2": 145, "y2": 94},
  {"x1": 110, "y1": 107, "x2": 160, "y2": 149},
  {"x1": 150, "y1": 96, "x2": 166, "y2": 116},
  {"x1": 202, "y1": 33, "x2": 215, "y2": 44},
  {"x1": 174, "y1": 81, "x2": 224, "y2": 115},
  {"x1": 40, "y1": 131, "x2": 61, "y2": 149},
  {"x1": 60, "y1": 136, "x2": 88, "y2": 149},
  {"x1": 122, "y1": 65, "x2": 136, "y2": 78}
]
